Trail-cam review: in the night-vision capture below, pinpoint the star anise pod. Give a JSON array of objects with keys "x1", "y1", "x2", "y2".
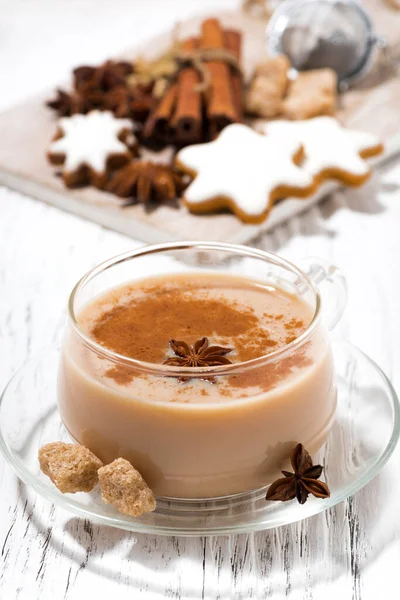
[
  {"x1": 103, "y1": 85, "x2": 155, "y2": 121},
  {"x1": 47, "y1": 87, "x2": 107, "y2": 116},
  {"x1": 46, "y1": 89, "x2": 91, "y2": 117},
  {"x1": 163, "y1": 337, "x2": 233, "y2": 383},
  {"x1": 107, "y1": 160, "x2": 187, "y2": 204},
  {"x1": 46, "y1": 89, "x2": 74, "y2": 116},
  {"x1": 97, "y1": 60, "x2": 134, "y2": 90},
  {"x1": 103, "y1": 85, "x2": 133, "y2": 118},
  {"x1": 129, "y1": 85, "x2": 156, "y2": 122},
  {"x1": 47, "y1": 61, "x2": 135, "y2": 117},
  {"x1": 266, "y1": 443, "x2": 330, "y2": 505},
  {"x1": 72, "y1": 66, "x2": 98, "y2": 92},
  {"x1": 73, "y1": 60, "x2": 134, "y2": 93}
]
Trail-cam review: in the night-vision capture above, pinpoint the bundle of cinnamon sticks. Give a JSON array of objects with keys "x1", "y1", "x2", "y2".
[{"x1": 144, "y1": 18, "x2": 243, "y2": 146}]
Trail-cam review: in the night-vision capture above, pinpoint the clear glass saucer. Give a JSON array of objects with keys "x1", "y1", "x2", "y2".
[{"x1": 0, "y1": 341, "x2": 398, "y2": 536}]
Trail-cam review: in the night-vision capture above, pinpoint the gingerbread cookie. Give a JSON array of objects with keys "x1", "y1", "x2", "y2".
[
  {"x1": 47, "y1": 110, "x2": 137, "y2": 188},
  {"x1": 264, "y1": 117, "x2": 384, "y2": 187},
  {"x1": 283, "y1": 69, "x2": 337, "y2": 120},
  {"x1": 175, "y1": 123, "x2": 316, "y2": 223}
]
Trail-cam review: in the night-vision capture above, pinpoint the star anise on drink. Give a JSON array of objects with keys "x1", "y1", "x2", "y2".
[
  {"x1": 163, "y1": 337, "x2": 233, "y2": 382},
  {"x1": 266, "y1": 443, "x2": 330, "y2": 505},
  {"x1": 107, "y1": 160, "x2": 187, "y2": 204}
]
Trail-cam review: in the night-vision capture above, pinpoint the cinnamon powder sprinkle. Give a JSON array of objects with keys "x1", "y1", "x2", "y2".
[
  {"x1": 88, "y1": 283, "x2": 308, "y2": 388},
  {"x1": 91, "y1": 287, "x2": 278, "y2": 363}
]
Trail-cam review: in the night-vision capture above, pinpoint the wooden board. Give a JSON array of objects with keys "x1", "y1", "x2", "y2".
[{"x1": 1, "y1": 1, "x2": 400, "y2": 244}]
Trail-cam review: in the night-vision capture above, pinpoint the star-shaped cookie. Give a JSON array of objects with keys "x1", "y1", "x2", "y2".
[
  {"x1": 175, "y1": 123, "x2": 316, "y2": 223},
  {"x1": 264, "y1": 117, "x2": 383, "y2": 187},
  {"x1": 48, "y1": 110, "x2": 136, "y2": 188}
]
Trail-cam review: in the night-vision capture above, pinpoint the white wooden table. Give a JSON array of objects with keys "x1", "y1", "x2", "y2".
[{"x1": 1, "y1": 1, "x2": 399, "y2": 598}]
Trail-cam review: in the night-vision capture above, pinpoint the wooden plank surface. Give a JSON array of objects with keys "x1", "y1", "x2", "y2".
[
  {"x1": 1, "y1": 1, "x2": 400, "y2": 599},
  {"x1": 0, "y1": 0, "x2": 400, "y2": 244}
]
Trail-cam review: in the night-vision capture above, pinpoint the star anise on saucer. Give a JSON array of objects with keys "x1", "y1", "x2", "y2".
[
  {"x1": 266, "y1": 443, "x2": 330, "y2": 505},
  {"x1": 164, "y1": 337, "x2": 233, "y2": 383},
  {"x1": 107, "y1": 160, "x2": 187, "y2": 204}
]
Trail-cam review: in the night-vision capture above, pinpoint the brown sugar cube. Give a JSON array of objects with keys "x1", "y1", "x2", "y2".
[
  {"x1": 288, "y1": 68, "x2": 337, "y2": 97},
  {"x1": 98, "y1": 458, "x2": 156, "y2": 517},
  {"x1": 283, "y1": 92, "x2": 336, "y2": 120},
  {"x1": 246, "y1": 77, "x2": 284, "y2": 118},
  {"x1": 39, "y1": 442, "x2": 103, "y2": 493},
  {"x1": 283, "y1": 68, "x2": 338, "y2": 120},
  {"x1": 254, "y1": 54, "x2": 291, "y2": 87},
  {"x1": 246, "y1": 54, "x2": 290, "y2": 118}
]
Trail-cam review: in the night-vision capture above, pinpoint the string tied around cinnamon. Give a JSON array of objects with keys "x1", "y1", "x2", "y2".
[
  {"x1": 151, "y1": 47, "x2": 243, "y2": 99},
  {"x1": 174, "y1": 48, "x2": 243, "y2": 93},
  {"x1": 143, "y1": 20, "x2": 243, "y2": 143}
]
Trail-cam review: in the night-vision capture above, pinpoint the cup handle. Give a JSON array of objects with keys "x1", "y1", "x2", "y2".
[{"x1": 299, "y1": 257, "x2": 347, "y2": 331}]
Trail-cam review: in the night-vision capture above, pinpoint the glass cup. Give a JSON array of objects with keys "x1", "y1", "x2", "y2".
[{"x1": 58, "y1": 242, "x2": 347, "y2": 500}]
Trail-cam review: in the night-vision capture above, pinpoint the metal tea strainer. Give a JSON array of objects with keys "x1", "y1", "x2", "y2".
[{"x1": 266, "y1": 0, "x2": 388, "y2": 88}]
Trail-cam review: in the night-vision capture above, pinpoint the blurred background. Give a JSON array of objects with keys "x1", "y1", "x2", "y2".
[{"x1": 1, "y1": 0, "x2": 244, "y2": 112}]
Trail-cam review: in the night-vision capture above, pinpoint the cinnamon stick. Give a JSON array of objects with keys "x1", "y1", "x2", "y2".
[
  {"x1": 170, "y1": 37, "x2": 202, "y2": 144},
  {"x1": 144, "y1": 83, "x2": 177, "y2": 140},
  {"x1": 200, "y1": 18, "x2": 238, "y2": 138},
  {"x1": 224, "y1": 29, "x2": 243, "y2": 123}
]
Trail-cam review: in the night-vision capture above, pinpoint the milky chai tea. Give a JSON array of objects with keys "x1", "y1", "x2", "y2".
[{"x1": 59, "y1": 266, "x2": 336, "y2": 499}]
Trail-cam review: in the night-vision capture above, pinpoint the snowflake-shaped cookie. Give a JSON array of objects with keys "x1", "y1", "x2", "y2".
[
  {"x1": 48, "y1": 110, "x2": 136, "y2": 188},
  {"x1": 264, "y1": 117, "x2": 383, "y2": 186},
  {"x1": 175, "y1": 124, "x2": 316, "y2": 223}
]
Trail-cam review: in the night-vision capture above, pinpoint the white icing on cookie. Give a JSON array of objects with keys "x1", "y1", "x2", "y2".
[
  {"x1": 49, "y1": 110, "x2": 134, "y2": 174},
  {"x1": 176, "y1": 124, "x2": 313, "y2": 217},
  {"x1": 263, "y1": 117, "x2": 382, "y2": 178}
]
